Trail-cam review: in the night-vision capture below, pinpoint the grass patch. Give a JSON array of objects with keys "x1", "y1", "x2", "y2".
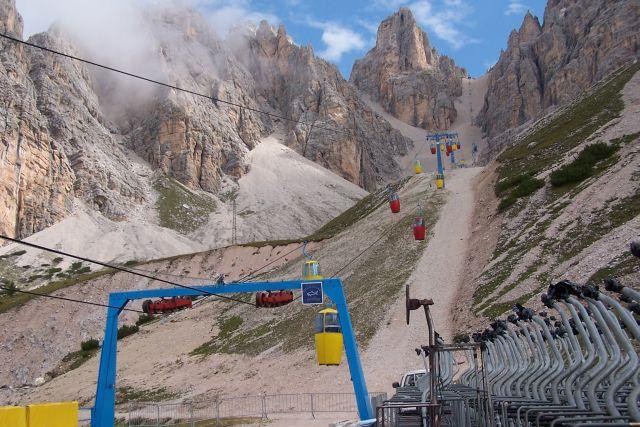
[
  {"x1": 117, "y1": 324, "x2": 139, "y2": 340},
  {"x1": 497, "y1": 176, "x2": 544, "y2": 211},
  {"x1": 190, "y1": 318, "x2": 273, "y2": 357},
  {"x1": 550, "y1": 143, "x2": 619, "y2": 187},
  {"x1": 135, "y1": 313, "x2": 154, "y2": 326},
  {"x1": 558, "y1": 192, "x2": 640, "y2": 262},
  {"x1": 588, "y1": 252, "x2": 639, "y2": 283},
  {"x1": 154, "y1": 175, "x2": 217, "y2": 234},
  {"x1": 116, "y1": 386, "x2": 178, "y2": 404},
  {"x1": 481, "y1": 288, "x2": 543, "y2": 319},
  {"x1": 81, "y1": 338, "x2": 100, "y2": 351},
  {"x1": 0, "y1": 269, "x2": 114, "y2": 314}
]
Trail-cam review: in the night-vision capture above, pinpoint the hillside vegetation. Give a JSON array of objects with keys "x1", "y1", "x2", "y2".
[{"x1": 465, "y1": 63, "x2": 640, "y2": 322}]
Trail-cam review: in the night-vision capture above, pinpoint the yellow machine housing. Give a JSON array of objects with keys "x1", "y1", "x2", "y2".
[
  {"x1": 0, "y1": 406, "x2": 26, "y2": 427},
  {"x1": 314, "y1": 308, "x2": 343, "y2": 365},
  {"x1": 436, "y1": 179, "x2": 444, "y2": 189},
  {"x1": 28, "y1": 402, "x2": 78, "y2": 427},
  {"x1": 302, "y1": 260, "x2": 323, "y2": 280}
]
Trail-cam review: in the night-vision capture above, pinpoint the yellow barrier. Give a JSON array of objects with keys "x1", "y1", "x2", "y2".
[
  {"x1": 27, "y1": 402, "x2": 78, "y2": 427},
  {"x1": 0, "y1": 406, "x2": 27, "y2": 427}
]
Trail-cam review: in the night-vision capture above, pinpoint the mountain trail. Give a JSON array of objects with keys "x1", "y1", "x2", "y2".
[{"x1": 361, "y1": 166, "x2": 483, "y2": 392}]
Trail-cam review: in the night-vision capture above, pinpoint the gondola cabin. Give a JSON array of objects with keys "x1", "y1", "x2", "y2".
[
  {"x1": 413, "y1": 216, "x2": 426, "y2": 240},
  {"x1": 436, "y1": 178, "x2": 444, "y2": 189},
  {"x1": 452, "y1": 143, "x2": 458, "y2": 151},
  {"x1": 430, "y1": 143, "x2": 436, "y2": 155},
  {"x1": 412, "y1": 160, "x2": 423, "y2": 174},
  {"x1": 446, "y1": 144, "x2": 452, "y2": 154},
  {"x1": 314, "y1": 308, "x2": 343, "y2": 365},
  {"x1": 303, "y1": 260, "x2": 323, "y2": 280},
  {"x1": 389, "y1": 192, "x2": 400, "y2": 213}
]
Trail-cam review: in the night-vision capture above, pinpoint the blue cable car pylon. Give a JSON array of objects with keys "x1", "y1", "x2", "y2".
[
  {"x1": 426, "y1": 132, "x2": 458, "y2": 189},
  {"x1": 91, "y1": 279, "x2": 374, "y2": 425}
]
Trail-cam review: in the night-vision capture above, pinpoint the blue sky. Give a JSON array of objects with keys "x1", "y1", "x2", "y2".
[{"x1": 18, "y1": 0, "x2": 547, "y2": 78}]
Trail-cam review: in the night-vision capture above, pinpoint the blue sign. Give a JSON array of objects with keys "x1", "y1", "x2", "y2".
[{"x1": 301, "y1": 282, "x2": 323, "y2": 305}]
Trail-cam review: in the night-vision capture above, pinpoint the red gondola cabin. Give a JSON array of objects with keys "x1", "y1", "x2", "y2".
[
  {"x1": 430, "y1": 143, "x2": 436, "y2": 155},
  {"x1": 413, "y1": 216, "x2": 426, "y2": 240},
  {"x1": 389, "y1": 192, "x2": 400, "y2": 213}
]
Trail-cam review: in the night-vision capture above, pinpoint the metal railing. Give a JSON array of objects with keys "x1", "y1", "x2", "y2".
[{"x1": 121, "y1": 391, "x2": 387, "y2": 426}]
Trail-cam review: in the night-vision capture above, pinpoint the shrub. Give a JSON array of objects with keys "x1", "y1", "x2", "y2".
[
  {"x1": 497, "y1": 176, "x2": 544, "y2": 212},
  {"x1": 550, "y1": 143, "x2": 619, "y2": 187},
  {"x1": 511, "y1": 177, "x2": 544, "y2": 198},
  {"x1": 77, "y1": 266, "x2": 91, "y2": 274},
  {"x1": 52, "y1": 257, "x2": 64, "y2": 264},
  {"x1": 117, "y1": 324, "x2": 139, "y2": 340},
  {"x1": 47, "y1": 267, "x2": 62, "y2": 274},
  {"x1": 80, "y1": 338, "x2": 100, "y2": 351},
  {"x1": 135, "y1": 314, "x2": 154, "y2": 326},
  {"x1": 70, "y1": 262, "x2": 82, "y2": 270},
  {"x1": 2, "y1": 282, "x2": 17, "y2": 296},
  {"x1": 8, "y1": 250, "x2": 26, "y2": 257},
  {"x1": 495, "y1": 174, "x2": 526, "y2": 195},
  {"x1": 123, "y1": 260, "x2": 137, "y2": 267}
]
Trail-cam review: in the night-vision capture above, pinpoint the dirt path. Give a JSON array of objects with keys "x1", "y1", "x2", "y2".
[{"x1": 361, "y1": 167, "x2": 483, "y2": 393}]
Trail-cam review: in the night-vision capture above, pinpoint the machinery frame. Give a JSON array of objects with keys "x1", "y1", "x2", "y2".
[{"x1": 90, "y1": 278, "x2": 372, "y2": 426}]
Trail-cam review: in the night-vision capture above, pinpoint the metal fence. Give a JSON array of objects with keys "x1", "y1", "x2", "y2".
[{"x1": 120, "y1": 392, "x2": 387, "y2": 426}]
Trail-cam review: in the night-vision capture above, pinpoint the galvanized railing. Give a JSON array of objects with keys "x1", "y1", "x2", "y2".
[{"x1": 120, "y1": 391, "x2": 387, "y2": 426}]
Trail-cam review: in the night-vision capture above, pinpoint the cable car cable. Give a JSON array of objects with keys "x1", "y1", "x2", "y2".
[
  {"x1": 238, "y1": 242, "x2": 305, "y2": 283},
  {"x1": 0, "y1": 235, "x2": 254, "y2": 307},
  {"x1": 329, "y1": 230, "x2": 389, "y2": 279},
  {"x1": 0, "y1": 285, "x2": 144, "y2": 313},
  {"x1": 0, "y1": 33, "x2": 347, "y2": 136}
]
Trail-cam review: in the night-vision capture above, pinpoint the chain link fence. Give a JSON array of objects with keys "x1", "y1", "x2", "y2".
[{"x1": 119, "y1": 392, "x2": 387, "y2": 426}]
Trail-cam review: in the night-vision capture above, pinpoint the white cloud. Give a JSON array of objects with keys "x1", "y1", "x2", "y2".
[
  {"x1": 371, "y1": 0, "x2": 410, "y2": 9},
  {"x1": 356, "y1": 18, "x2": 379, "y2": 35},
  {"x1": 306, "y1": 20, "x2": 366, "y2": 62},
  {"x1": 408, "y1": 0, "x2": 479, "y2": 50},
  {"x1": 16, "y1": 0, "x2": 279, "y2": 38},
  {"x1": 202, "y1": 5, "x2": 279, "y2": 36},
  {"x1": 505, "y1": 0, "x2": 529, "y2": 16}
]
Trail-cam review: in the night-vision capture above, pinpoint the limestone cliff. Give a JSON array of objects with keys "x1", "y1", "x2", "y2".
[
  {"x1": 0, "y1": 0, "x2": 412, "y2": 239},
  {"x1": 237, "y1": 22, "x2": 411, "y2": 189},
  {"x1": 0, "y1": 2, "x2": 75, "y2": 238},
  {"x1": 478, "y1": 0, "x2": 640, "y2": 138},
  {"x1": 350, "y1": 8, "x2": 467, "y2": 131}
]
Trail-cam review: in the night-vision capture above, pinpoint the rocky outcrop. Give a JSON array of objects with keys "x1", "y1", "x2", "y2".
[
  {"x1": 236, "y1": 22, "x2": 411, "y2": 189},
  {"x1": 0, "y1": 0, "x2": 413, "y2": 238},
  {"x1": 0, "y1": 2, "x2": 75, "y2": 238},
  {"x1": 350, "y1": 8, "x2": 467, "y2": 131},
  {"x1": 126, "y1": 8, "x2": 270, "y2": 193},
  {"x1": 478, "y1": 1, "x2": 640, "y2": 138}
]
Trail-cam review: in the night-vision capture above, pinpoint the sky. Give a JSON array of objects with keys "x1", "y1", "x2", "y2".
[{"x1": 17, "y1": 0, "x2": 547, "y2": 78}]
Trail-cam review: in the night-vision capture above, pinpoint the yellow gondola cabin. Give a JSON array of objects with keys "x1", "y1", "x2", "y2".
[{"x1": 314, "y1": 308, "x2": 343, "y2": 365}]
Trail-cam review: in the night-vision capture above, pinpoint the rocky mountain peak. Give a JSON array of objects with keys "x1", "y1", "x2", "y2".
[
  {"x1": 519, "y1": 11, "x2": 542, "y2": 41},
  {"x1": 374, "y1": 7, "x2": 435, "y2": 72},
  {"x1": 477, "y1": 0, "x2": 639, "y2": 140},
  {"x1": 350, "y1": 8, "x2": 466, "y2": 130}
]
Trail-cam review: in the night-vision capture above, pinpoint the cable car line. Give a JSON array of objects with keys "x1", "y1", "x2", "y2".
[
  {"x1": 0, "y1": 33, "x2": 347, "y2": 136},
  {"x1": 329, "y1": 229, "x2": 389, "y2": 279},
  {"x1": 238, "y1": 242, "x2": 305, "y2": 283},
  {"x1": 0, "y1": 285, "x2": 144, "y2": 313},
  {"x1": 0, "y1": 235, "x2": 254, "y2": 307}
]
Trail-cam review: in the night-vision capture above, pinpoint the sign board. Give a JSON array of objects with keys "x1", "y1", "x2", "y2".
[{"x1": 301, "y1": 281, "x2": 323, "y2": 305}]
